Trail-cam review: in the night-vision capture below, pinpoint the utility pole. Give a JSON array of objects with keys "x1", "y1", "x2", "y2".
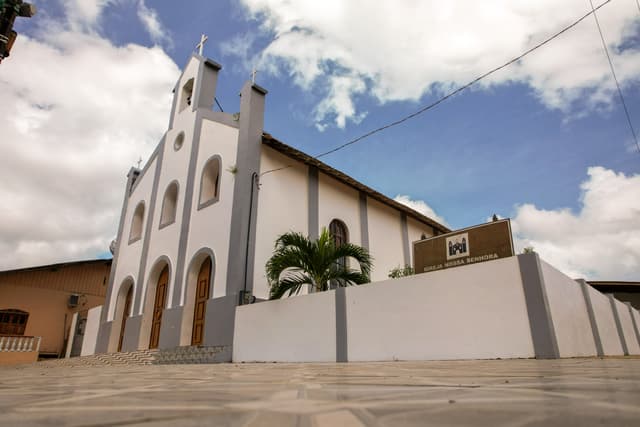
[{"x1": 0, "y1": 0, "x2": 36, "y2": 63}]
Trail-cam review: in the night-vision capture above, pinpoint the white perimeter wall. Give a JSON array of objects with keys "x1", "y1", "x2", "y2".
[
  {"x1": 185, "y1": 120, "x2": 238, "y2": 301},
  {"x1": 540, "y1": 261, "x2": 597, "y2": 357},
  {"x1": 614, "y1": 299, "x2": 640, "y2": 354},
  {"x1": 586, "y1": 285, "x2": 624, "y2": 355},
  {"x1": 346, "y1": 256, "x2": 534, "y2": 361},
  {"x1": 253, "y1": 146, "x2": 309, "y2": 299},
  {"x1": 81, "y1": 305, "x2": 102, "y2": 356},
  {"x1": 234, "y1": 291, "x2": 336, "y2": 362}
]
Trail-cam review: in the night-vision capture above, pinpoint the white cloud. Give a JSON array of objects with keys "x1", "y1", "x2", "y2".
[
  {"x1": 137, "y1": 0, "x2": 173, "y2": 49},
  {"x1": 0, "y1": 9, "x2": 179, "y2": 269},
  {"x1": 512, "y1": 167, "x2": 640, "y2": 280},
  {"x1": 62, "y1": 0, "x2": 113, "y2": 30},
  {"x1": 240, "y1": 0, "x2": 640, "y2": 129},
  {"x1": 394, "y1": 195, "x2": 449, "y2": 227}
]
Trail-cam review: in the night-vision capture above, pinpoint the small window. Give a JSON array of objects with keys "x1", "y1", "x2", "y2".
[
  {"x1": 160, "y1": 181, "x2": 179, "y2": 228},
  {"x1": 129, "y1": 201, "x2": 145, "y2": 244},
  {"x1": 180, "y1": 78, "x2": 194, "y2": 112},
  {"x1": 173, "y1": 132, "x2": 185, "y2": 151},
  {"x1": 198, "y1": 156, "x2": 221, "y2": 209},
  {"x1": 0, "y1": 309, "x2": 29, "y2": 335}
]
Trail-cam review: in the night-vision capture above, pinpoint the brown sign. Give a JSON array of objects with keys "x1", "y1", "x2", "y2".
[{"x1": 413, "y1": 219, "x2": 515, "y2": 273}]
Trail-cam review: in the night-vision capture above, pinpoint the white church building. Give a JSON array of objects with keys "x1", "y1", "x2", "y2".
[{"x1": 94, "y1": 53, "x2": 449, "y2": 357}]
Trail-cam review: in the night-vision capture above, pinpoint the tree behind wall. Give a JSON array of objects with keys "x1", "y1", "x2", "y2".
[{"x1": 266, "y1": 229, "x2": 373, "y2": 299}]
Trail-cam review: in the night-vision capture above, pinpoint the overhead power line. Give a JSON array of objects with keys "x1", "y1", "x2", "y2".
[
  {"x1": 262, "y1": 0, "x2": 616, "y2": 176},
  {"x1": 588, "y1": 0, "x2": 639, "y2": 154}
]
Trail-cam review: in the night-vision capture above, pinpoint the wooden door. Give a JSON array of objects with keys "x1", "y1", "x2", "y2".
[
  {"x1": 191, "y1": 258, "x2": 211, "y2": 346},
  {"x1": 149, "y1": 266, "x2": 168, "y2": 349},
  {"x1": 117, "y1": 286, "x2": 133, "y2": 352}
]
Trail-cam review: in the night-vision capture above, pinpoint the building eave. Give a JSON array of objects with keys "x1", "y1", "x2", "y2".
[{"x1": 262, "y1": 133, "x2": 450, "y2": 235}]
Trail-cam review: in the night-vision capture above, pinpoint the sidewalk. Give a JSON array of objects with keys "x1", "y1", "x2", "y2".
[{"x1": 1, "y1": 357, "x2": 639, "y2": 426}]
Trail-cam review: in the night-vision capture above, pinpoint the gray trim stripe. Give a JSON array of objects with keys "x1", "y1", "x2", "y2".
[
  {"x1": 335, "y1": 287, "x2": 348, "y2": 363},
  {"x1": 578, "y1": 279, "x2": 603, "y2": 357},
  {"x1": 359, "y1": 192, "x2": 369, "y2": 250},
  {"x1": 133, "y1": 137, "x2": 166, "y2": 315},
  {"x1": 609, "y1": 294, "x2": 629, "y2": 355},
  {"x1": 401, "y1": 213, "x2": 410, "y2": 266},
  {"x1": 626, "y1": 302, "x2": 640, "y2": 348},
  {"x1": 308, "y1": 166, "x2": 319, "y2": 240},
  {"x1": 172, "y1": 113, "x2": 204, "y2": 308},
  {"x1": 226, "y1": 82, "x2": 266, "y2": 297},
  {"x1": 517, "y1": 253, "x2": 560, "y2": 359}
]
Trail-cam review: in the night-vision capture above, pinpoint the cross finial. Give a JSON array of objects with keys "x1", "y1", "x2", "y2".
[
  {"x1": 196, "y1": 34, "x2": 208, "y2": 56},
  {"x1": 137, "y1": 157, "x2": 142, "y2": 169},
  {"x1": 251, "y1": 68, "x2": 258, "y2": 84}
]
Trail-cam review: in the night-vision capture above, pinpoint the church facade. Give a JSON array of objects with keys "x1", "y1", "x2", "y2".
[{"x1": 95, "y1": 54, "x2": 448, "y2": 356}]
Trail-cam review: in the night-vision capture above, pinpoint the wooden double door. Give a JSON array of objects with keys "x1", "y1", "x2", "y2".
[
  {"x1": 191, "y1": 258, "x2": 211, "y2": 346},
  {"x1": 149, "y1": 266, "x2": 169, "y2": 349}
]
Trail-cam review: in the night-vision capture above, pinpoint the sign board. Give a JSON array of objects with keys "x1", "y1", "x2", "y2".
[{"x1": 413, "y1": 219, "x2": 514, "y2": 273}]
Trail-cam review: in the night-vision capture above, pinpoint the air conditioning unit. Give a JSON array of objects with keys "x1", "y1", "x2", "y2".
[{"x1": 68, "y1": 294, "x2": 80, "y2": 308}]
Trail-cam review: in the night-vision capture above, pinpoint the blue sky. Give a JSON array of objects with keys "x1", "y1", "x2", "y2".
[{"x1": 1, "y1": 0, "x2": 639, "y2": 279}]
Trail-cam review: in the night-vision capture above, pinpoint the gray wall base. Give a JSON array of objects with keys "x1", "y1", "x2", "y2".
[
  {"x1": 517, "y1": 253, "x2": 560, "y2": 359},
  {"x1": 335, "y1": 287, "x2": 348, "y2": 362},
  {"x1": 159, "y1": 307, "x2": 184, "y2": 349},
  {"x1": 121, "y1": 315, "x2": 143, "y2": 352},
  {"x1": 95, "y1": 321, "x2": 112, "y2": 354},
  {"x1": 204, "y1": 295, "x2": 238, "y2": 347}
]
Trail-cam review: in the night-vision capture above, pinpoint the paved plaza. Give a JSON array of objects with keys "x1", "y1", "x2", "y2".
[{"x1": 1, "y1": 357, "x2": 639, "y2": 426}]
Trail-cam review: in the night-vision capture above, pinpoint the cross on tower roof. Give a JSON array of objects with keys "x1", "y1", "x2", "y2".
[
  {"x1": 196, "y1": 34, "x2": 208, "y2": 56},
  {"x1": 251, "y1": 68, "x2": 258, "y2": 84}
]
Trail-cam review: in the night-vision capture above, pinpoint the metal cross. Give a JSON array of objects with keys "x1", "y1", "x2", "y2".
[
  {"x1": 196, "y1": 34, "x2": 208, "y2": 56},
  {"x1": 137, "y1": 157, "x2": 142, "y2": 168},
  {"x1": 251, "y1": 68, "x2": 258, "y2": 84}
]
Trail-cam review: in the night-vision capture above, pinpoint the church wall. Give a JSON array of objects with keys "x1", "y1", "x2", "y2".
[
  {"x1": 140, "y1": 123, "x2": 196, "y2": 313},
  {"x1": 587, "y1": 285, "x2": 624, "y2": 355},
  {"x1": 253, "y1": 146, "x2": 309, "y2": 299},
  {"x1": 318, "y1": 173, "x2": 362, "y2": 247},
  {"x1": 367, "y1": 197, "x2": 406, "y2": 281},
  {"x1": 406, "y1": 217, "x2": 434, "y2": 267},
  {"x1": 107, "y1": 157, "x2": 157, "y2": 321},
  {"x1": 185, "y1": 119, "x2": 239, "y2": 301}
]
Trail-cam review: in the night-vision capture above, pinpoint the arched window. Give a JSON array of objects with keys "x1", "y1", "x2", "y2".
[
  {"x1": 329, "y1": 219, "x2": 349, "y2": 290},
  {"x1": 0, "y1": 309, "x2": 29, "y2": 335},
  {"x1": 180, "y1": 78, "x2": 194, "y2": 112},
  {"x1": 129, "y1": 201, "x2": 145, "y2": 244},
  {"x1": 198, "y1": 156, "x2": 221, "y2": 209},
  {"x1": 160, "y1": 181, "x2": 179, "y2": 228}
]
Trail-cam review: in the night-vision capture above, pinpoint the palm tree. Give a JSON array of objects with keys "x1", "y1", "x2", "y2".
[{"x1": 266, "y1": 228, "x2": 373, "y2": 299}]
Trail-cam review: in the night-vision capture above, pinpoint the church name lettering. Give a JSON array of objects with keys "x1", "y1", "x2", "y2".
[{"x1": 423, "y1": 253, "x2": 499, "y2": 272}]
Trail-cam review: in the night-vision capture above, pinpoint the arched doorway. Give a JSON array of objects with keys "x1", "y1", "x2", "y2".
[
  {"x1": 117, "y1": 286, "x2": 133, "y2": 352},
  {"x1": 149, "y1": 265, "x2": 169, "y2": 349},
  {"x1": 191, "y1": 258, "x2": 211, "y2": 346}
]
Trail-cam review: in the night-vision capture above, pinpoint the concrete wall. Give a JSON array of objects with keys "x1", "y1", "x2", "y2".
[
  {"x1": 232, "y1": 254, "x2": 640, "y2": 363},
  {"x1": 345, "y1": 256, "x2": 534, "y2": 361},
  {"x1": 234, "y1": 291, "x2": 336, "y2": 362},
  {"x1": 81, "y1": 305, "x2": 102, "y2": 356},
  {"x1": 540, "y1": 262, "x2": 597, "y2": 357},
  {"x1": 586, "y1": 285, "x2": 624, "y2": 355},
  {"x1": 613, "y1": 299, "x2": 640, "y2": 355}
]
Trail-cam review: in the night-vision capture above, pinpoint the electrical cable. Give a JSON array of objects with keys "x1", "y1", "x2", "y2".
[
  {"x1": 215, "y1": 97, "x2": 224, "y2": 112},
  {"x1": 588, "y1": 0, "x2": 639, "y2": 154},
  {"x1": 261, "y1": 0, "x2": 615, "y2": 177}
]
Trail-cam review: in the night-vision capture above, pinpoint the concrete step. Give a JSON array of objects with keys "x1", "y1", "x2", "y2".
[{"x1": 32, "y1": 345, "x2": 231, "y2": 368}]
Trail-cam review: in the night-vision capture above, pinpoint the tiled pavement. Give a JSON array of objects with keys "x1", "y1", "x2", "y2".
[{"x1": 1, "y1": 357, "x2": 639, "y2": 426}]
